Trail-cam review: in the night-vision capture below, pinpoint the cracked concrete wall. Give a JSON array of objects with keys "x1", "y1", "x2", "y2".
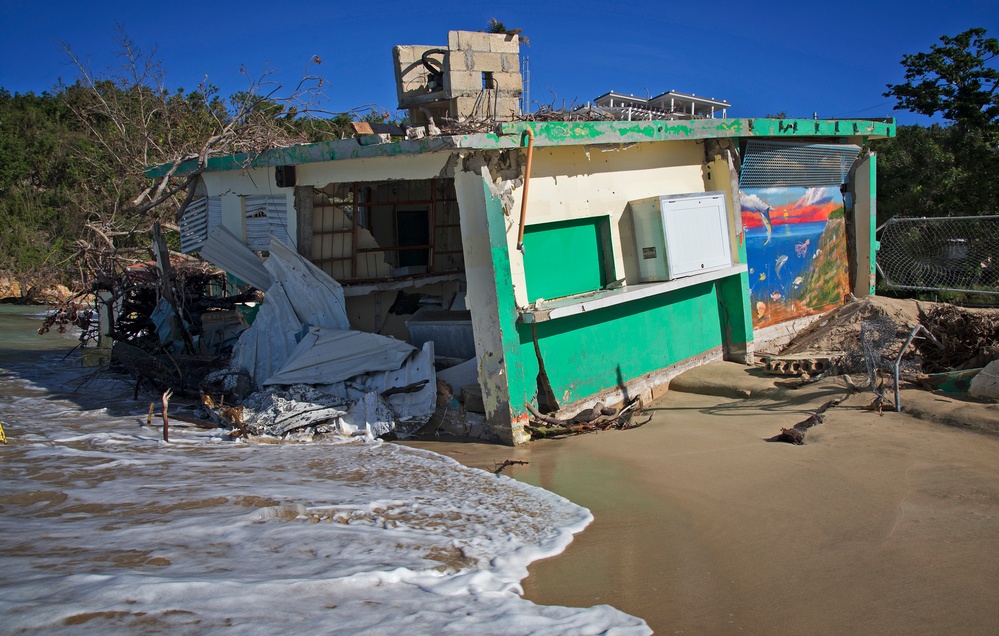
[
  {"x1": 394, "y1": 30, "x2": 522, "y2": 124},
  {"x1": 454, "y1": 155, "x2": 530, "y2": 444}
]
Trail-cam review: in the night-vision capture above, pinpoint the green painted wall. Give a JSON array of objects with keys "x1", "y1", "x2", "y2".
[
  {"x1": 522, "y1": 217, "x2": 610, "y2": 302},
  {"x1": 513, "y1": 280, "x2": 724, "y2": 406}
]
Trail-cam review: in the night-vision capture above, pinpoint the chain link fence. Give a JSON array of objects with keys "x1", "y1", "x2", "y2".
[{"x1": 877, "y1": 215, "x2": 999, "y2": 296}]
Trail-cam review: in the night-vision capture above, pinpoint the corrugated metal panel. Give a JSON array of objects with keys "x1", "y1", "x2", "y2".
[
  {"x1": 229, "y1": 237, "x2": 352, "y2": 387},
  {"x1": 179, "y1": 197, "x2": 209, "y2": 253},
  {"x1": 740, "y1": 141, "x2": 860, "y2": 188},
  {"x1": 208, "y1": 197, "x2": 222, "y2": 232},
  {"x1": 266, "y1": 238, "x2": 350, "y2": 330},
  {"x1": 179, "y1": 197, "x2": 223, "y2": 254},
  {"x1": 199, "y1": 226, "x2": 273, "y2": 292},
  {"x1": 262, "y1": 327, "x2": 416, "y2": 386},
  {"x1": 244, "y1": 195, "x2": 291, "y2": 250}
]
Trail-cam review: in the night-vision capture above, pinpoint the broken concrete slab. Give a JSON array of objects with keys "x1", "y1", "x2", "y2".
[
  {"x1": 240, "y1": 385, "x2": 352, "y2": 437},
  {"x1": 969, "y1": 360, "x2": 999, "y2": 401},
  {"x1": 764, "y1": 352, "x2": 845, "y2": 376}
]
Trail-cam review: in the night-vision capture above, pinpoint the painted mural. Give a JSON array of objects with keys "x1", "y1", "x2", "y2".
[{"x1": 741, "y1": 186, "x2": 850, "y2": 328}]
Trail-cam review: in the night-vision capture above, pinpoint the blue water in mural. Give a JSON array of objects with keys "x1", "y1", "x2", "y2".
[{"x1": 746, "y1": 220, "x2": 827, "y2": 305}]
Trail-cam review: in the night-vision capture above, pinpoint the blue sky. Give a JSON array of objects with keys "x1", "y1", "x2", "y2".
[{"x1": 1, "y1": 0, "x2": 996, "y2": 125}]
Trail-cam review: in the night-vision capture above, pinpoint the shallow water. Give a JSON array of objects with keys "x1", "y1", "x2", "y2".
[{"x1": 0, "y1": 306, "x2": 649, "y2": 635}]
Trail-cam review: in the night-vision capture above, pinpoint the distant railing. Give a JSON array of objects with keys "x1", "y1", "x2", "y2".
[{"x1": 877, "y1": 215, "x2": 999, "y2": 296}]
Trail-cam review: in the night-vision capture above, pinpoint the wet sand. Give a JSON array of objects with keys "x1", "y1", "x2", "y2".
[{"x1": 408, "y1": 382, "x2": 999, "y2": 635}]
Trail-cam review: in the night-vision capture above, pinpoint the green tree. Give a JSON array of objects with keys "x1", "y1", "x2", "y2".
[
  {"x1": 875, "y1": 28, "x2": 999, "y2": 223},
  {"x1": 884, "y1": 28, "x2": 999, "y2": 140},
  {"x1": 0, "y1": 90, "x2": 92, "y2": 280},
  {"x1": 872, "y1": 124, "x2": 999, "y2": 223},
  {"x1": 0, "y1": 27, "x2": 395, "y2": 291}
]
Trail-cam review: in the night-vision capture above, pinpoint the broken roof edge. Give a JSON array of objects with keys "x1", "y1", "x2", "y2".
[
  {"x1": 146, "y1": 118, "x2": 896, "y2": 178},
  {"x1": 497, "y1": 118, "x2": 896, "y2": 146},
  {"x1": 144, "y1": 134, "x2": 493, "y2": 179}
]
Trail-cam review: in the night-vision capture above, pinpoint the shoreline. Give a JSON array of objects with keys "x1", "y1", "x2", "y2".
[{"x1": 406, "y1": 379, "x2": 999, "y2": 634}]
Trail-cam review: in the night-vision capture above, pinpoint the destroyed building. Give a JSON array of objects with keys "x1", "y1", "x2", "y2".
[{"x1": 149, "y1": 29, "x2": 895, "y2": 445}]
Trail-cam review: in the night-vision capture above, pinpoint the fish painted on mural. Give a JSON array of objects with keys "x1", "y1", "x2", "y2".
[
  {"x1": 775, "y1": 254, "x2": 788, "y2": 279},
  {"x1": 756, "y1": 301, "x2": 767, "y2": 318},
  {"x1": 792, "y1": 276, "x2": 803, "y2": 289},
  {"x1": 770, "y1": 290, "x2": 782, "y2": 301},
  {"x1": 759, "y1": 272, "x2": 766, "y2": 281},
  {"x1": 759, "y1": 207, "x2": 773, "y2": 245}
]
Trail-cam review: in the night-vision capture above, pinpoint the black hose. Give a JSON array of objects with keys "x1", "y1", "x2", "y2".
[{"x1": 421, "y1": 48, "x2": 447, "y2": 79}]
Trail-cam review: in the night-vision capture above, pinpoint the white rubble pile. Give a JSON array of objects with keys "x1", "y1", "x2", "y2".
[
  {"x1": 240, "y1": 385, "x2": 353, "y2": 438},
  {"x1": 208, "y1": 236, "x2": 438, "y2": 441}
]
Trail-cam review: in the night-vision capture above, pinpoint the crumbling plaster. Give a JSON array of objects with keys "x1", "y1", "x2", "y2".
[{"x1": 453, "y1": 162, "x2": 529, "y2": 445}]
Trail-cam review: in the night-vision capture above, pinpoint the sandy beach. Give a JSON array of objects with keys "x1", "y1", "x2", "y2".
[{"x1": 408, "y1": 369, "x2": 999, "y2": 635}]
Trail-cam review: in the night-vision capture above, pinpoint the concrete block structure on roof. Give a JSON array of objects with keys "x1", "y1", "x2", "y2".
[{"x1": 395, "y1": 30, "x2": 522, "y2": 125}]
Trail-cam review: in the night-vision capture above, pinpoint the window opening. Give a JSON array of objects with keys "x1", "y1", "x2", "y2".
[{"x1": 310, "y1": 178, "x2": 463, "y2": 282}]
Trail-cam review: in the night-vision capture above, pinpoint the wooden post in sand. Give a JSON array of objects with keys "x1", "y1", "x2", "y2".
[{"x1": 161, "y1": 389, "x2": 173, "y2": 442}]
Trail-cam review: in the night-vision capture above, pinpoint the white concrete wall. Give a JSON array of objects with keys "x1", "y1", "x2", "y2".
[
  {"x1": 199, "y1": 153, "x2": 453, "y2": 251},
  {"x1": 851, "y1": 152, "x2": 875, "y2": 296},
  {"x1": 202, "y1": 167, "x2": 295, "y2": 245}
]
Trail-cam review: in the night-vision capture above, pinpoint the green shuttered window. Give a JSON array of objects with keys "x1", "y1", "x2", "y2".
[{"x1": 522, "y1": 216, "x2": 614, "y2": 302}]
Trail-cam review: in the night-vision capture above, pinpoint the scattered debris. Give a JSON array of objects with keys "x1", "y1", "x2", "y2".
[
  {"x1": 161, "y1": 388, "x2": 173, "y2": 442},
  {"x1": 524, "y1": 398, "x2": 649, "y2": 439},
  {"x1": 493, "y1": 459, "x2": 528, "y2": 475},
  {"x1": 915, "y1": 368, "x2": 983, "y2": 393},
  {"x1": 916, "y1": 305, "x2": 999, "y2": 373},
  {"x1": 219, "y1": 385, "x2": 352, "y2": 439},
  {"x1": 769, "y1": 296, "x2": 999, "y2": 420},
  {"x1": 36, "y1": 301, "x2": 96, "y2": 342}
]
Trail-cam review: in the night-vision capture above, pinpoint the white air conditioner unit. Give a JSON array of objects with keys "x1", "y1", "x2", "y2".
[{"x1": 629, "y1": 191, "x2": 733, "y2": 282}]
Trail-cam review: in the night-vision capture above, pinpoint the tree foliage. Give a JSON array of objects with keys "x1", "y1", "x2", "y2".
[
  {"x1": 872, "y1": 124, "x2": 999, "y2": 223},
  {"x1": 0, "y1": 89, "x2": 91, "y2": 279},
  {"x1": 884, "y1": 27, "x2": 999, "y2": 140},
  {"x1": 0, "y1": 27, "x2": 380, "y2": 290},
  {"x1": 875, "y1": 28, "x2": 999, "y2": 223}
]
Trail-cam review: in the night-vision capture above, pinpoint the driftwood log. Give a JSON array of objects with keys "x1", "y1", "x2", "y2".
[
  {"x1": 774, "y1": 394, "x2": 848, "y2": 445},
  {"x1": 493, "y1": 459, "x2": 529, "y2": 475}
]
